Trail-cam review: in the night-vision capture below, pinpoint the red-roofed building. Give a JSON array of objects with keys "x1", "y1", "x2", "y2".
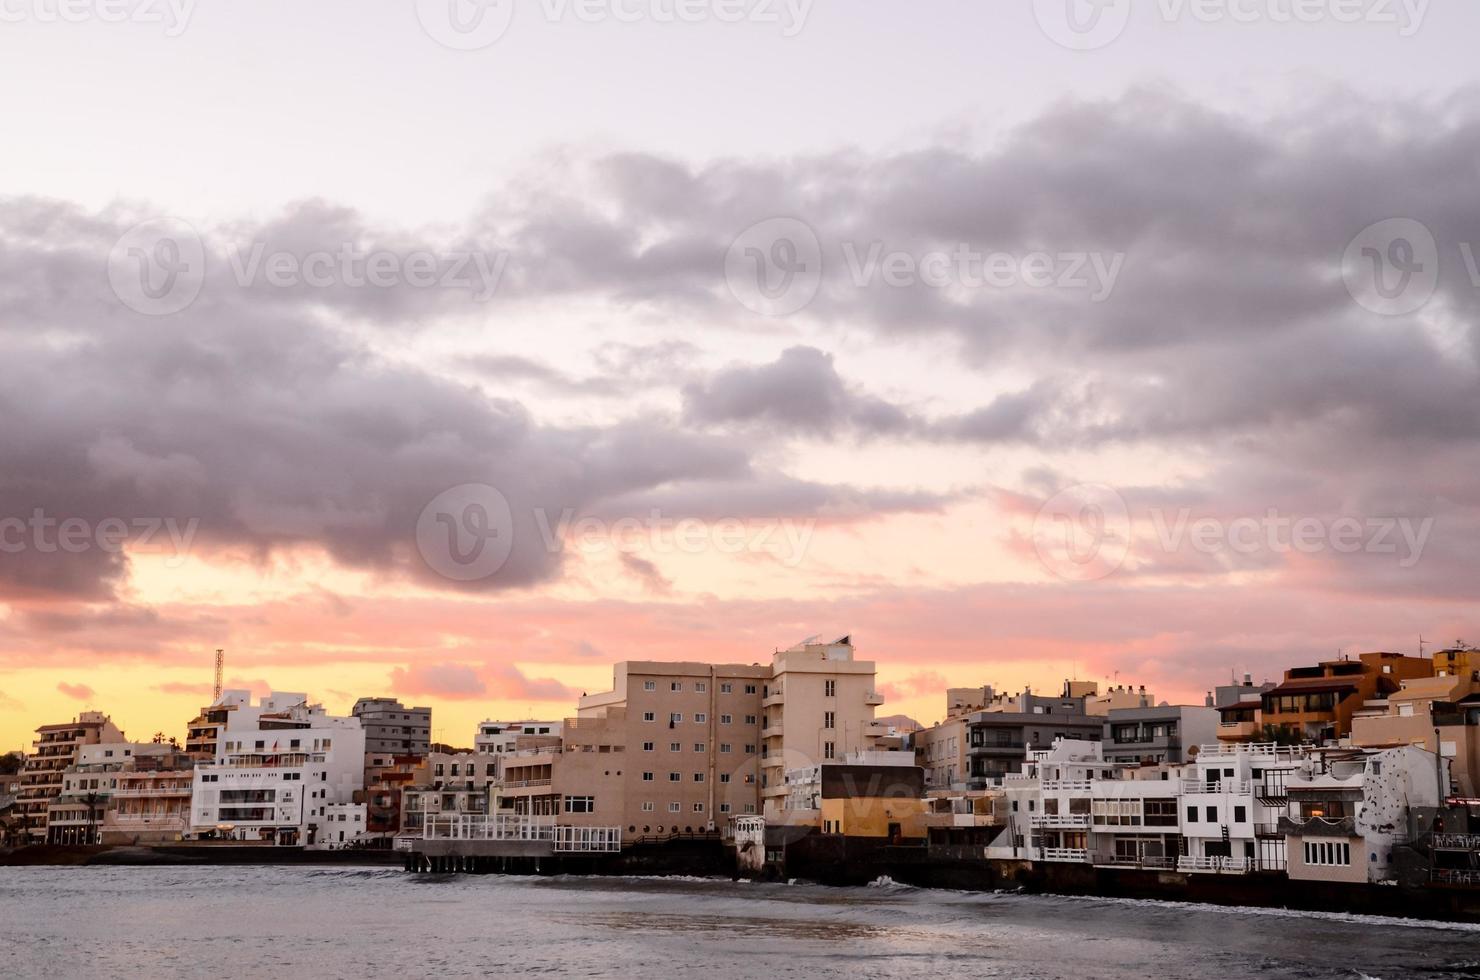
[{"x1": 1260, "y1": 652, "x2": 1433, "y2": 743}]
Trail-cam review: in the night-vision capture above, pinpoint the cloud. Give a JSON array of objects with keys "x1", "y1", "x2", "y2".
[
  {"x1": 57, "y1": 682, "x2": 95, "y2": 701},
  {"x1": 388, "y1": 662, "x2": 576, "y2": 703},
  {"x1": 620, "y1": 553, "x2": 672, "y2": 595}
]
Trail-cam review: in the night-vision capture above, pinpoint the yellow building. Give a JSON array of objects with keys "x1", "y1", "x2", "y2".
[
  {"x1": 1434, "y1": 647, "x2": 1480, "y2": 680},
  {"x1": 816, "y1": 763, "x2": 928, "y2": 842}
]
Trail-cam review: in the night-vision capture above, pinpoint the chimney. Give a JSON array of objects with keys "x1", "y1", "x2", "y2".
[{"x1": 1205, "y1": 692, "x2": 1214, "y2": 707}]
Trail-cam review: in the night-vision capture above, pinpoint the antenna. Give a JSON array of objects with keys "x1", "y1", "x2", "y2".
[
  {"x1": 213, "y1": 648, "x2": 224, "y2": 701},
  {"x1": 1419, "y1": 634, "x2": 1427, "y2": 657}
]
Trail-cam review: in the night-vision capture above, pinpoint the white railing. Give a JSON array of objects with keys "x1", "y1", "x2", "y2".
[
  {"x1": 501, "y1": 779, "x2": 552, "y2": 789},
  {"x1": 1177, "y1": 855, "x2": 1253, "y2": 873},
  {"x1": 1041, "y1": 779, "x2": 1092, "y2": 792},
  {"x1": 1196, "y1": 742, "x2": 1306, "y2": 760},
  {"x1": 423, "y1": 814, "x2": 622, "y2": 852},
  {"x1": 1030, "y1": 814, "x2": 1090, "y2": 829},
  {"x1": 553, "y1": 825, "x2": 622, "y2": 853},
  {"x1": 1181, "y1": 779, "x2": 1252, "y2": 795},
  {"x1": 1041, "y1": 847, "x2": 1089, "y2": 863},
  {"x1": 1434, "y1": 833, "x2": 1480, "y2": 851},
  {"x1": 1003, "y1": 773, "x2": 1037, "y2": 784}
]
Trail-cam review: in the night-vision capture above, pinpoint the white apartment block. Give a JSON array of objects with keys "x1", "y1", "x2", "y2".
[
  {"x1": 473, "y1": 720, "x2": 564, "y2": 760},
  {"x1": 188, "y1": 692, "x2": 366, "y2": 846},
  {"x1": 986, "y1": 738, "x2": 1436, "y2": 880}
]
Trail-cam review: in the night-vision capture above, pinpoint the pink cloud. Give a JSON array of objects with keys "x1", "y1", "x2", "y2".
[{"x1": 57, "y1": 682, "x2": 95, "y2": 701}]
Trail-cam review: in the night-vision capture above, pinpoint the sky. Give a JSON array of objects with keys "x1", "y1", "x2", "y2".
[{"x1": 2, "y1": 0, "x2": 1479, "y2": 752}]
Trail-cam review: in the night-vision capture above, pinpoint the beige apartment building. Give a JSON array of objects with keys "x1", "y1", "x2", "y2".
[
  {"x1": 17, "y1": 711, "x2": 126, "y2": 842},
  {"x1": 760, "y1": 637, "x2": 886, "y2": 818},
  {"x1": 493, "y1": 637, "x2": 885, "y2": 840}
]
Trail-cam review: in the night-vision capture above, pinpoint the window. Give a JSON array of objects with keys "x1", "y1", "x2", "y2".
[
  {"x1": 669, "y1": 772, "x2": 681, "y2": 782},
  {"x1": 641, "y1": 801, "x2": 655, "y2": 812},
  {"x1": 671, "y1": 682, "x2": 683, "y2": 692},
  {"x1": 719, "y1": 803, "x2": 731, "y2": 813},
  {"x1": 564, "y1": 796, "x2": 595, "y2": 813},
  {"x1": 720, "y1": 683, "x2": 733, "y2": 694},
  {"x1": 693, "y1": 802, "x2": 705, "y2": 812},
  {"x1": 695, "y1": 713, "x2": 707, "y2": 724},
  {"x1": 642, "y1": 772, "x2": 654, "y2": 782},
  {"x1": 694, "y1": 743, "x2": 705, "y2": 752},
  {"x1": 1304, "y1": 840, "x2": 1352, "y2": 866},
  {"x1": 720, "y1": 714, "x2": 733, "y2": 725},
  {"x1": 825, "y1": 679, "x2": 836, "y2": 697},
  {"x1": 720, "y1": 773, "x2": 731, "y2": 783},
  {"x1": 669, "y1": 802, "x2": 682, "y2": 813},
  {"x1": 643, "y1": 712, "x2": 655, "y2": 722},
  {"x1": 693, "y1": 773, "x2": 705, "y2": 782},
  {"x1": 719, "y1": 742, "x2": 732, "y2": 753},
  {"x1": 643, "y1": 681, "x2": 657, "y2": 691},
  {"x1": 1206, "y1": 806, "x2": 1218, "y2": 823},
  {"x1": 643, "y1": 741, "x2": 655, "y2": 752},
  {"x1": 1234, "y1": 806, "x2": 1247, "y2": 823},
  {"x1": 823, "y1": 741, "x2": 835, "y2": 760},
  {"x1": 1186, "y1": 806, "x2": 1197, "y2": 823},
  {"x1": 695, "y1": 682, "x2": 707, "y2": 693},
  {"x1": 824, "y1": 711, "x2": 835, "y2": 729},
  {"x1": 744, "y1": 744, "x2": 755, "y2": 754},
  {"x1": 670, "y1": 713, "x2": 683, "y2": 724},
  {"x1": 744, "y1": 684, "x2": 757, "y2": 695},
  {"x1": 745, "y1": 714, "x2": 757, "y2": 725},
  {"x1": 670, "y1": 742, "x2": 682, "y2": 752}
]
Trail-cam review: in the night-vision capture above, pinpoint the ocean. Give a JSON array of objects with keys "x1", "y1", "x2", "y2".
[{"x1": 2, "y1": 867, "x2": 1478, "y2": 978}]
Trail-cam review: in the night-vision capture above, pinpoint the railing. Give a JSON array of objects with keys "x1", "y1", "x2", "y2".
[
  {"x1": 1002, "y1": 773, "x2": 1036, "y2": 784},
  {"x1": 1434, "y1": 833, "x2": 1480, "y2": 851},
  {"x1": 1195, "y1": 742, "x2": 1306, "y2": 760},
  {"x1": 1031, "y1": 814, "x2": 1090, "y2": 829},
  {"x1": 1041, "y1": 847, "x2": 1089, "y2": 863},
  {"x1": 553, "y1": 825, "x2": 622, "y2": 853},
  {"x1": 1178, "y1": 855, "x2": 1253, "y2": 873},
  {"x1": 1279, "y1": 815, "x2": 1356, "y2": 835},
  {"x1": 1434, "y1": 868, "x2": 1480, "y2": 886},
  {"x1": 501, "y1": 779, "x2": 552, "y2": 789},
  {"x1": 1181, "y1": 780, "x2": 1252, "y2": 795},
  {"x1": 1094, "y1": 855, "x2": 1176, "y2": 869},
  {"x1": 1041, "y1": 779, "x2": 1092, "y2": 792}
]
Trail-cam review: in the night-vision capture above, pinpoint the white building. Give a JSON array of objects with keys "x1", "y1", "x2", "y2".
[
  {"x1": 188, "y1": 691, "x2": 365, "y2": 846},
  {"x1": 473, "y1": 720, "x2": 563, "y2": 759}
]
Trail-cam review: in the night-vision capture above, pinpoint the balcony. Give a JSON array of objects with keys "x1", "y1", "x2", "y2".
[
  {"x1": 1178, "y1": 855, "x2": 1254, "y2": 874},
  {"x1": 1434, "y1": 833, "x2": 1480, "y2": 851},
  {"x1": 761, "y1": 724, "x2": 784, "y2": 739},
  {"x1": 761, "y1": 690, "x2": 784, "y2": 708},
  {"x1": 500, "y1": 778, "x2": 551, "y2": 789},
  {"x1": 1180, "y1": 779, "x2": 1252, "y2": 795},
  {"x1": 1041, "y1": 847, "x2": 1089, "y2": 863},
  {"x1": 1041, "y1": 779, "x2": 1092, "y2": 792},
  {"x1": 1279, "y1": 815, "x2": 1356, "y2": 836},
  {"x1": 1031, "y1": 813, "x2": 1090, "y2": 829},
  {"x1": 864, "y1": 691, "x2": 885, "y2": 706}
]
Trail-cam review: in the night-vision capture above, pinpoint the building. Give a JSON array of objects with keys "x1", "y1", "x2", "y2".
[
  {"x1": 914, "y1": 716, "x2": 967, "y2": 791},
  {"x1": 188, "y1": 691, "x2": 366, "y2": 846},
  {"x1": 965, "y1": 695, "x2": 1102, "y2": 789},
  {"x1": 1282, "y1": 745, "x2": 1443, "y2": 884},
  {"x1": 1101, "y1": 705, "x2": 1218, "y2": 765},
  {"x1": 760, "y1": 636, "x2": 886, "y2": 819},
  {"x1": 474, "y1": 720, "x2": 563, "y2": 756},
  {"x1": 1260, "y1": 652, "x2": 1433, "y2": 743},
  {"x1": 815, "y1": 759, "x2": 928, "y2": 842},
  {"x1": 363, "y1": 752, "x2": 424, "y2": 840},
  {"x1": 1434, "y1": 646, "x2": 1480, "y2": 680},
  {"x1": 401, "y1": 751, "x2": 499, "y2": 837},
  {"x1": 498, "y1": 659, "x2": 771, "y2": 843},
  {"x1": 351, "y1": 698, "x2": 432, "y2": 756},
  {"x1": 17, "y1": 711, "x2": 127, "y2": 843},
  {"x1": 45, "y1": 743, "x2": 195, "y2": 845}
]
